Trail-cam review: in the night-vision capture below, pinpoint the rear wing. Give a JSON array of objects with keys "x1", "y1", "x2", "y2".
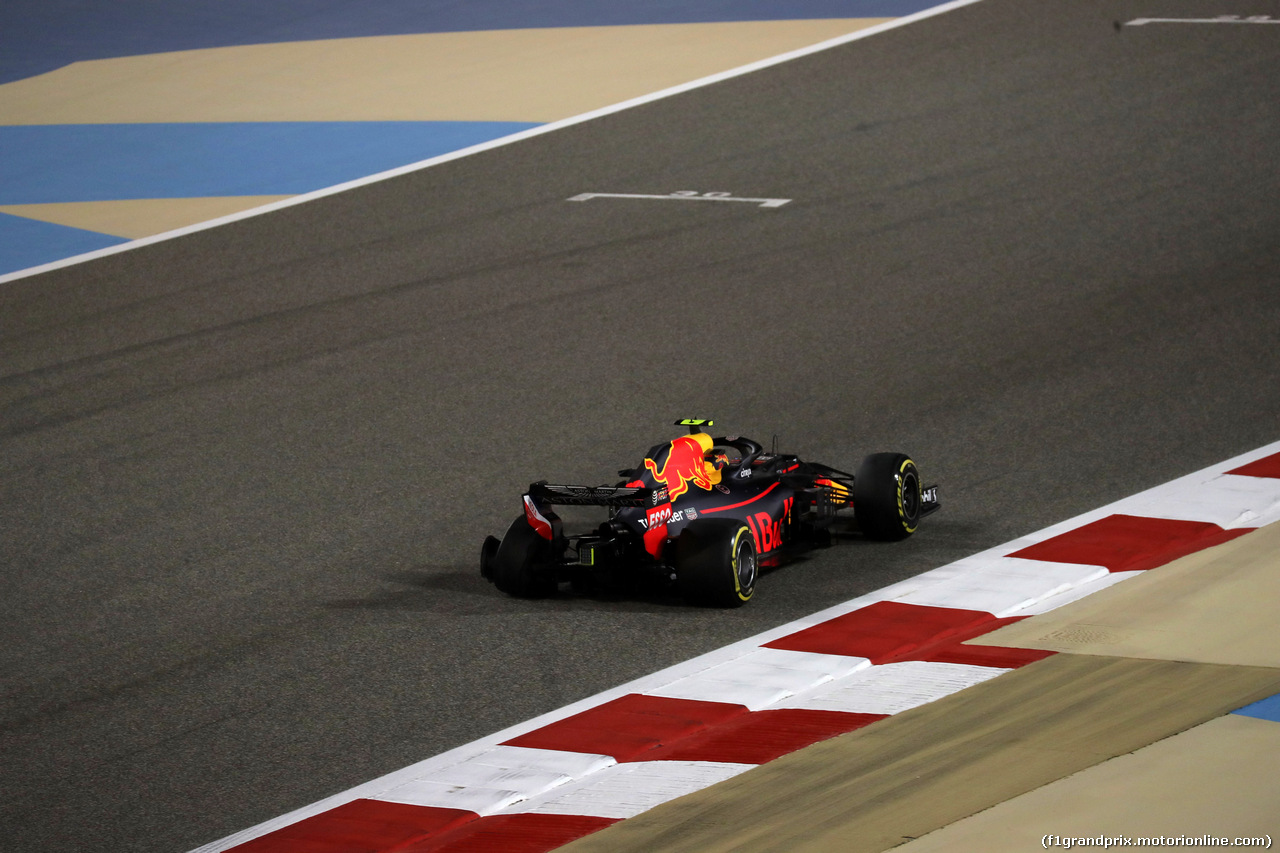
[{"x1": 528, "y1": 482, "x2": 654, "y2": 508}]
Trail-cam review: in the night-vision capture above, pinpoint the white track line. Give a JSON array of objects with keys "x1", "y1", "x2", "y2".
[{"x1": 2, "y1": 0, "x2": 985, "y2": 286}]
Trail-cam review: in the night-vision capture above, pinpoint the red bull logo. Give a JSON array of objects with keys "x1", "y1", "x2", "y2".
[{"x1": 644, "y1": 433, "x2": 722, "y2": 501}]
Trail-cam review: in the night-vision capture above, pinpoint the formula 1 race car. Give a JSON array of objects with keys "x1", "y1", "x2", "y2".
[{"x1": 480, "y1": 419, "x2": 939, "y2": 607}]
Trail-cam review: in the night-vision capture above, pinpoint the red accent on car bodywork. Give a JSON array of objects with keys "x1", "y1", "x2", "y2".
[
  {"x1": 700, "y1": 481, "x2": 780, "y2": 515},
  {"x1": 522, "y1": 495, "x2": 553, "y2": 541}
]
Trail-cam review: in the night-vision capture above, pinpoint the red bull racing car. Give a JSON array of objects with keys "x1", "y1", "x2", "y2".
[{"x1": 480, "y1": 420, "x2": 939, "y2": 607}]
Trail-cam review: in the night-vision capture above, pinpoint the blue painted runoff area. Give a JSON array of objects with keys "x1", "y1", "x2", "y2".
[
  {"x1": 0, "y1": 0, "x2": 947, "y2": 84},
  {"x1": 0, "y1": 122, "x2": 540, "y2": 205},
  {"x1": 0, "y1": 0, "x2": 958, "y2": 276},
  {"x1": 1233, "y1": 692, "x2": 1280, "y2": 723},
  {"x1": 0, "y1": 213, "x2": 128, "y2": 275}
]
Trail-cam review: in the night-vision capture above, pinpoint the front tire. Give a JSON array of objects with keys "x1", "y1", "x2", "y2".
[
  {"x1": 676, "y1": 519, "x2": 757, "y2": 607},
  {"x1": 490, "y1": 516, "x2": 557, "y2": 598},
  {"x1": 853, "y1": 452, "x2": 922, "y2": 541}
]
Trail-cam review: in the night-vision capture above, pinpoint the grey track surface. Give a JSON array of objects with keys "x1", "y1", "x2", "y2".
[{"x1": 2, "y1": 1, "x2": 1278, "y2": 850}]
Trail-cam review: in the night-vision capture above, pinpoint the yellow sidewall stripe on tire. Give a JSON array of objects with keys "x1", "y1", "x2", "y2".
[
  {"x1": 898, "y1": 457, "x2": 919, "y2": 534},
  {"x1": 732, "y1": 525, "x2": 747, "y2": 596}
]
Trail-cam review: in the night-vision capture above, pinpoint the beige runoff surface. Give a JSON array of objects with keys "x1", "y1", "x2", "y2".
[
  {"x1": 891, "y1": 514, "x2": 1280, "y2": 850},
  {"x1": 0, "y1": 20, "x2": 889, "y2": 125},
  {"x1": 897, "y1": 714, "x2": 1280, "y2": 852},
  {"x1": 561, "y1": 655, "x2": 1280, "y2": 853},
  {"x1": 0, "y1": 197, "x2": 292, "y2": 240},
  {"x1": 0, "y1": 20, "x2": 886, "y2": 241},
  {"x1": 560, "y1": 524, "x2": 1280, "y2": 853},
  {"x1": 975, "y1": 519, "x2": 1280, "y2": 668}
]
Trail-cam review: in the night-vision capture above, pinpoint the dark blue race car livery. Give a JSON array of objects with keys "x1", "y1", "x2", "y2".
[{"x1": 481, "y1": 419, "x2": 939, "y2": 607}]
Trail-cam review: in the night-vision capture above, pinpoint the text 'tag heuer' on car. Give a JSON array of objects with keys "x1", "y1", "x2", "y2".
[{"x1": 481, "y1": 419, "x2": 939, "y2": 607}]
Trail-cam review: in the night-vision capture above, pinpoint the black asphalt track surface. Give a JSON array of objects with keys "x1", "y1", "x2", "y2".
[{"x1": 2, "y1": 1, "x2": 1278, "y2": 850}]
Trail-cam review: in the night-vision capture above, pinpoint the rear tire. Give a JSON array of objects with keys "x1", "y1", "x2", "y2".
[
  {"x1": 491, "y1": 516, "x2": 557, "y2": 598},
  {"x1": 676, "y1": 519, "x2": 757, "y2": 607},
  {"x1": 854, "y1": 452, "x2": 922, "y2": 541},
  {"x1": 479, "y1": 535, "x2": 500, "y2": 580}
]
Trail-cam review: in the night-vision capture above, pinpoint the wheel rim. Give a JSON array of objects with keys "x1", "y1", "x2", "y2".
[
  {"x1": 736, "y1": 536, "x2": 757, "y2": 592},
  {"x1": 901, "y1": 468, "x2": 920, "y2": 523}
]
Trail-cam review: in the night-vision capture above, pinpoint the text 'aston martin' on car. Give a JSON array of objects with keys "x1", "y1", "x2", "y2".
[{"x1": 481, "y1": 419, "x2": 939, "y2": 607}]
